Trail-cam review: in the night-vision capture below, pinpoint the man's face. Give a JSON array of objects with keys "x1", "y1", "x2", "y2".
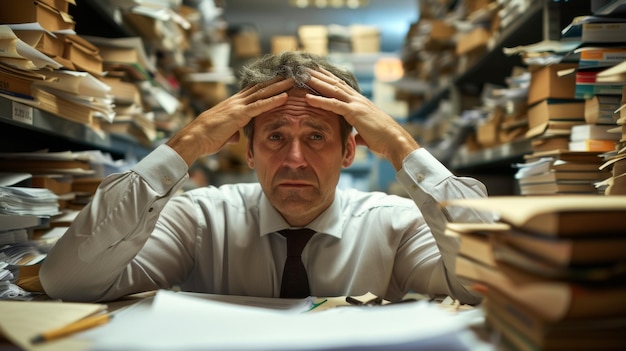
[{"x1": 247, "y1": 88, "x2": 355, "y2": 226}]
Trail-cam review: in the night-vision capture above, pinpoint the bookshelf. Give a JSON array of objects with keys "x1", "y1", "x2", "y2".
[
  {"x1": 0, "y1": 96, "x2": 151, "y2": 159},
  {"x1": 396, "y1": 0, "x2": 593, "y2": 194}
]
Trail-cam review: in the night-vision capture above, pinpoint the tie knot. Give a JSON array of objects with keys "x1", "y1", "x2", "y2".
[{"x1": 279, "y1": 228, "x2": 316, "y2": 256}]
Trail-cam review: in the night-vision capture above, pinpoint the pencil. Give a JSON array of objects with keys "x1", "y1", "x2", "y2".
[{"x1": 30, "y1": 313, "x2": 112, "y2": 344}]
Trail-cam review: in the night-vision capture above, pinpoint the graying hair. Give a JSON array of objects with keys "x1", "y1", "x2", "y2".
[
  {"x1": 239, "y1": 51, "x2": 360, "y2": 92},
  {"x1": 240, "y1": 52, "x2": 358, "y2": 148}
]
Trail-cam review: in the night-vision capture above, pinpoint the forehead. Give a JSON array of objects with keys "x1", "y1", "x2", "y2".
[{"x1": 254, "y1": 89, "x2": 341, "y2": 132}]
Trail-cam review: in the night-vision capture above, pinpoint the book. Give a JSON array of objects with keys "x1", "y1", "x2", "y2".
[
  {"x1": 447, "y1": 223, "x2": 624, "y2": 282},
  {"x1": 0, "y1": 63, "x2": 52, "y2": 99},
  {"x1": 484, "y1": 289, "x2": 626, "y2": 351},
  {"x1": 524, "y1": 149, "x2": 604, "y2": 164},
  {"x1": 442, "y1": 195, "x2": 626, "y2": 237},
  {"x1": 530, "y1": 136, "x2": 570, "y2": 152},
  {"x1": 597, "y1": 60, "x2": 626, "y2": 83},
  {"x1": 526, "y1": 120, "x2": 585, "y2": 139},
  {"x1": 576, "y1": 46, "x2": 626, "y2": 68},
  {"x1": 582, "y1": 21, "x2": 626, "y2": 43},
  {"x1": 491, "y1": 227, "x2": 626, "y2": 267},
  {"x1": 584, "y1": 95, "x2": 621, "y2": 124},
  {"x1": 527, "y1": 99, "x2": 585, "y2": 130},
  {"x1": 445, "y1": 222, "x2": 508, "y2": 268},
  {"x1": 456, "y1": 254, "x2": 626, "y2": 321},
  {"x1": 517, "y1": 170, "x2": 609, "y2": 185},
  {"x1": 519, "y1": 181, "x2": 598, "y2": 195},
  {"x1": 575, "y1": 69, "x2": 625, "y2": 99},
  {"x1": 569, "y1": 139, "x2": 616, "y2": 152},
  {"x1": 570, "y1": 124, "x2": 620, "y2": 141}
]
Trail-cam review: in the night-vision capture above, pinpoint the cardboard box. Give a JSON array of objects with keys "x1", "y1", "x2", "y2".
[
  {"x1": 527, "y1": 64, "x2": 578, "y2": 105},
  {"x1": 476, "y1": 108, "x2": 502, "y2": 147},
  {"x1": 350, "y1": 25, "x2": 380, "y2": 53},
  {"x1": 232, "y1": 31, "x2": 261, "y2": 58},
  {"x1": 456, "y1": 27, "x2": 491, "y2": 55},
  {"x1": 0, "y1": 1, "x2": 75, "y2": 32},
  {"x1": 299, "y1": 25, "x2": 328, "y2": 56},
  {"x1": 271, "y1": 36, "x2": 298, "y2": 54}
]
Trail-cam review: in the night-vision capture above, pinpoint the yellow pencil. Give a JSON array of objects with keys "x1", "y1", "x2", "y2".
[{"x1": 31, "y1": 313, "x2": 112, "y2": 344}]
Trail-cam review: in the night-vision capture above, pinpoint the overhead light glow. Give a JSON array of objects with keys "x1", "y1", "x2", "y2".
[{"x1": 289, "y1": 0, "x2": 367, "y2": 8}]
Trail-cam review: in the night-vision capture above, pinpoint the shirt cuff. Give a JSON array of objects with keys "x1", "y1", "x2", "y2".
[
  {"x1": 132, "y1": 144, "x2": 189, "y2": 195},
  {"x1": 396, "y1": 148, "x2": 452, "y2": 202}
]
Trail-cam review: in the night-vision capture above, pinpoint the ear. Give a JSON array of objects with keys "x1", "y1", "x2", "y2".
[
  {"x1": 246, "y1": 142, "x2": 255, "y2": 169},
  {"x1": 342, "y1": 134, "x2": 356, "y2": 168}
]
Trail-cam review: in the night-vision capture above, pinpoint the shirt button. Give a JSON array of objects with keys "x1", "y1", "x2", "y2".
[
  {"x1": 164, "y1": 175, "x2": 172, "y2": 185},
  {"x1": 416, "y1": 173, "x2": 425, "y2": 182}
]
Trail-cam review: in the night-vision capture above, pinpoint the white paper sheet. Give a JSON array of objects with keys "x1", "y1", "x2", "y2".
[{"x1": 85, "y1": 290, "x2": 492, "y2": 351}]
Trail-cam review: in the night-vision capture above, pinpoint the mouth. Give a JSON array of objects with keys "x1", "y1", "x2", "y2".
[{"x1": 277, "y1": 182, "x2": 313, "y2": 188}]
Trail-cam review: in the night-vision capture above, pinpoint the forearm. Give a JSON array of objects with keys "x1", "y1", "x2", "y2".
[{"x1": 39, "y1": 145, "x2": 189, "y2": 302}]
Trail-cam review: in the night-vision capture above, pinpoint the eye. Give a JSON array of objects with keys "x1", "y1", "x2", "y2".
[
  {"x1": 269, "y1": 133, "x2": 282, "y2": 141},
  {"x1": 310, "y1": 134, "x2": 323, "y2": 141}
]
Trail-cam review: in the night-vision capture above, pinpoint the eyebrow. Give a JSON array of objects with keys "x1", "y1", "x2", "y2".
[{"x1": 261, "y1": 117, "x2": 332, "y2": 134}]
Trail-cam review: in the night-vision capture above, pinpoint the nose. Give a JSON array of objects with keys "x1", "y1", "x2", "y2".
[{"x1": 283, "y1": 138, "x2": 307, "y2": 169}]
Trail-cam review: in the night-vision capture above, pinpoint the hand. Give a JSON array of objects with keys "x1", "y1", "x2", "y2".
[
  {"x1": 304, "y1": 68, "x2": 419, "y2": 170},
  {"x1": 167, "y1": 78, "x2": 295, "y2": 166}
]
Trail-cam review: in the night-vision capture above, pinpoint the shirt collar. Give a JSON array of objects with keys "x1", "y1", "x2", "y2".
[{"x1": 258, "y1": 189, "x2": 345, "y2": 239}]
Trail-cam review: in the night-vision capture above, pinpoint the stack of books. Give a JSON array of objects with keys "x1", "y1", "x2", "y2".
[
  {"x1": 569, "y1": 123, "x2": 620, "y2": 152},
  {"x1": 596, "y1": 61, "x2": 626, "y2": 195},
  {"x1": 515, "y1": 150, "x2": 608, "y2": 195},
  {"x1": 443, "y1": 195, "x2": 626, "y2": 351}
]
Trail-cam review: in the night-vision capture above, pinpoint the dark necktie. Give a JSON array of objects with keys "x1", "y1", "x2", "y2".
[{"x1": 279, "y1": 228, "x2": 316, "y2": 298}]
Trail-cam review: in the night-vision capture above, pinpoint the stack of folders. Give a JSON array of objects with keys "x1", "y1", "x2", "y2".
[{"x1": 443, "y1": 195, "x2": 626, "y2": 351}]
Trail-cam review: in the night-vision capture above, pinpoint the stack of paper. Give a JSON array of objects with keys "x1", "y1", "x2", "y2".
[{"x1": 82, "y1": 290, "x2": 490, "y2": 351}]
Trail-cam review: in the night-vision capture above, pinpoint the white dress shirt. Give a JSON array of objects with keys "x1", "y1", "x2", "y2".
[{"x1": 40, "y1": 145, "x2": 491, "y2": 303}]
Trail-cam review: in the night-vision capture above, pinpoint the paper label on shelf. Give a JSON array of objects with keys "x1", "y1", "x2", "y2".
[{"x1": 11, "y1": 101, "x2": 33, "y2": 125}]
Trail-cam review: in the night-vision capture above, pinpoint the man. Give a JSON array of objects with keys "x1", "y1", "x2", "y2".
[{"x1": 39, "y1": 52, "x2": 490, "y2": 303}]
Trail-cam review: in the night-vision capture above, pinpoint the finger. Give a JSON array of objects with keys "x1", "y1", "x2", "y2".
[
  {"x1": 306, "y1": 70, "x2": 353, "y2": 100},
  {"x1": 305, "y1": 93, "x2": 351, "y2": 118},
  {"x1": 242, "y1": 77, "x2": 294, "y2": 101},
  {"x1": 244, "y1": 91, "x2": 289, "y2": 118}
]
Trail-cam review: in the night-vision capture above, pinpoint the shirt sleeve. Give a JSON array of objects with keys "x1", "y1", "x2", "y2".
[
  {"x1": 395, "y1": 148, "x2": 494, "y2": 304},
  {"x1": 39, "y1": 144, "x2": 190, "y2": 302}
]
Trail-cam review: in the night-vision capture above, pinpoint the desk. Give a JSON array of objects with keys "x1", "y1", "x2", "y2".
[{"x1": 1, "y1": 291, "x2": 497, "y2": 351}]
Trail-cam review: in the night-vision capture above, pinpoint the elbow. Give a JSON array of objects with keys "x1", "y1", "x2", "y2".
[{"x1": 39, "y1": 259, "x2": 101, "y2": 302}]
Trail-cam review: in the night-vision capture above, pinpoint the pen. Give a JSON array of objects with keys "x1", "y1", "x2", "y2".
[
  {"x1": 31, "y1": 313, "x2": 112, "y2": 344},
  {"x1": 345, "y1": 296, "x2": 364, "y2": 306},
  {"x1": 308, "y1": 298, "x2": 328, "y2": 311}
]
